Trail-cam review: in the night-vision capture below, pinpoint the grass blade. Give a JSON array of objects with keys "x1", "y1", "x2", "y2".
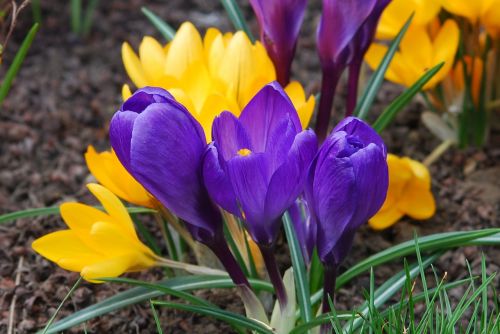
[
  {"x1": 219, "y1": 0, "x2": 255, "y2": 42},
  {"x1": 151, "y1": 300, "x2": 273, "y2": 334},
  {"x1": 372, "y1": 62, "x2": 444, "y2": 133},
  {"x1": 41, "y1": 276, "x2": 272, "y2": 333},
  {"x1": 141, "y1": 7, "x2": 176, "y2": 42},
  {"x1": 81, "y1": 0, "x2": 99, "y2": 36},
  {"x1": 0, "y1": 23, "x2": 39, "y2": 104},
  {"x1": 0, "y1": 206, "x2": 156, "y2": 225},
  {"x1": 42, "y1": 277, "x2": 82, "y2": 334},
  {"x1": 70, "y1": 0, "x2": 81, "y2": 33},
  {"x1": 150, "y1": 301, "x2": 164, "y2": 334},
  {"x1": 283, "y1": 212, "x2": 313, "y2": 325},
  {"x1": 355, "y1": 14, "x2": 413, "y2": 119}
]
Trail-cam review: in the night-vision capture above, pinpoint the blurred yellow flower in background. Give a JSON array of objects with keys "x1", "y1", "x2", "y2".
[
  {"x1": 369, "y1": 154, "x2": 436, "y2": 230},
  {"x1": 85, "y1": 146, "x2": 156, "y2": 208},
  {"x1": 121, "y1": 21, "x2": 315, "y2": 137},
  {"x1": 441, "y1": 0, "x2": 499, "y2": 29},
  {"x1": 366, "y1": 19, "x2": 460, "y2": 90},
  {"x1": 376, "y1": 0, "x2": 441, "y2": 40},
  {"x1": 32, "y1": 184, "x2": 158, "y2": 282}
]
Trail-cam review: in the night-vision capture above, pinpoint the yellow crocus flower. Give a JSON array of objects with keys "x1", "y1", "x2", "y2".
[
  {"x1": 121, "y1": 21, "x2": 315, "y2": 137},
  {"x1": 376, "y1": 0, "x2": 441, "y2": 40},
  {"x1": 85, "y1": 146, "x2": 156, "y2": 209},
  {"x1": 365, "y1": 19, "x2": 459, "y2": 90},
  {"x1": 441, "y1": 0, "x2": 499, "y2": 27},
  {"x1": 369, "y1": 154, "x2": 436, "y2": 230},
  {"x1": 32, "y1": 184, "x2": 158, "y2": 282}
]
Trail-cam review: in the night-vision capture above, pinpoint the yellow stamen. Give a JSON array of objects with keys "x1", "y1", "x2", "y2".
[{"x1": 237, "y1": 148, "x2": 252, "y2": 157}]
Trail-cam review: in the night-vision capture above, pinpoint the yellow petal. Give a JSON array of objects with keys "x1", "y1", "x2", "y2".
[
  {"x1": 401, "y1": 27, "x2": 433, "y2": 71},
  {"x1": 85, "y1": 146, "x2": 155, "y2": 208},
  {"x1": 285, "y1": 81, "x2": 315, "y2": 129},
  {"x1": 483, "y1": 0, "x2": 500, "y2": 37},
  {"x1": 198, "y1": 93, "x2": 231, "y2": 141},
  {"x1": 178, "y1": 60, "x2": 212, "y2": 112},
  {"x1": 428, "y1": 19, "x2": 459, "y2": 89},
  {"x1": 402, "y1": 157, "x2": 431, "y2": 189},
  {"x1": 90, "y1": 221, "x2": 154, "y2": 257},
  {"x1": 122, "y1": 84, "x2": 132, "y2": 100},
  {"x1": 122, "y1": 42, "x2": 148, "y2": 88},
  {"x1": 60, "y1": 202, "x2": 111, "y2": 234},
  {"x1": 441, "y1": 0, "x2": 482, "y2": 22},
  {"x1": 139, "y1": 36, "x2": 167, "y2": 84},
  {"x1": 80, "y1": 255, "x2": 134, "y2": 282},
  {"x1": 169, "y1": 88, "x2": 197, "y2": 115},
  {"x1": 398, "y1": 186, "x2": 436, "y2": 220},
  {"x1": 86, "y1": 183, "x2": 137, "y2": 239},
  {"x1": 383, "y1": 154, "x2": 413, "y2": 209},
  {"x1": 165, "y1": 21, "x2": 204, "y2": 80},
  {"x1": 365, "y1": 44, "x2": 406, "y2": 86},
  {"x1": 32, "y1": 230, "x2": 105, "y2": 272},
  {"x1": 369, "y1": 206, "x2": 405, "y2": 230}
]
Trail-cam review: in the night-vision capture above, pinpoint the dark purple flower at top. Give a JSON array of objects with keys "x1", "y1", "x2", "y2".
[
  {"x1": 109, "y1": 87, "x2": 250, "y2": 287},
  {"x1": 305, "y1": 117, "x2": 388, "y2": 315},
  {"x1": 203, "y1": 82, "x2": 317, "y2": 307},
  {"x1": 250, "y1": 0, "x2": 307, "y2": 86},
  {"x1": 315, "y1": 0, "x2": 391, "y2": 141}
]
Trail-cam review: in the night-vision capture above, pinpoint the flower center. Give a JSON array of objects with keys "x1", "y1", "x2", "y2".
[
  {"x1": 338, "y1": 135, "x2": 365, "y2": 158},
  {"x1": 237, "y1": 148, "x2": 252, "y2": 157}
]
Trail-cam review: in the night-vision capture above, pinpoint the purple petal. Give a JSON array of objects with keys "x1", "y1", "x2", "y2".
[
  {"x1": 348, "y1": 143, "x2": 388, "y2": 227},
  {"x1": 317, "y1": 0, "x2": 377, "y2": 64},
  {"x1": 129, "y1": 102, "x2": 219, "y2": 236},
  {"x1": 121, "y1": 87, "x2": 173, "y2": 112},
  {"x1": 202, "y1": 144, "x2": 240, "y2": 217},
  {"x1": 240, "y1": 82, "x2": 301, "y2": 152},
  {"x1": 264, "y1": 129, "x2": 318, "y2": 221},
  {"x1": 313, "y1": 154, "x2": 357, "y2": 262},
  {"x1": 333, "y1": 117, "x2": 386, "y2": 156},
  {"x1": 226, "y1": 152, "x2": 273, "y2": 244},
  {"x1": 211, "y1": 111, "x2": 253, "y2": 161},
  {"x1": 109, "y1": 110, "x2": 138, "y2": 171},
  {"x1": 249, "y1": 0, "x2": 307, "y2": 84}
]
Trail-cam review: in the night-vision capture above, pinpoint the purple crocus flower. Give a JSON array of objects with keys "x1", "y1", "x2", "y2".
[
  {"x1": 315, "y1": 0, "x2": 391, "y2": 141},
  {"x1": 109, "y1": 87, "x2": 249, "y2": 287},
  {"x1": 305, "y1": 117, "x2": 388, "y2": 315},
  {"x1": 249, "y1": 0, "x2": 307, "y2": 86},
  {"x1": 203, "y1": 82, "x2": 317, "y2": 307}
]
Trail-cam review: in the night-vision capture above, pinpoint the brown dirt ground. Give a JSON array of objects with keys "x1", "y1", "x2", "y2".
[{"x1": 0, "y1": 1, "x2": 499, "y2": 333}]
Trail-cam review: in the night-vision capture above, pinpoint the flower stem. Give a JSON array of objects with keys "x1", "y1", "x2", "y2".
[
  {"x1": 346, "y1": 60, "x2": 362, "y2": 117},
  {"x1": 321, "y1": 263, "x2": 338, "y2": 334},
  {"x1": 209, "y1": 239, "x2": 251, "y2": 288},
  {"x1": 316, "y1": 67, "x2": 342, "y2": 143},
  {"x1": 259, "y1": 244, "x2": 288, "y2": 310}
]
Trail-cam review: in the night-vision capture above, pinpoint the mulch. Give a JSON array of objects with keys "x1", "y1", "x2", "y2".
[{"x1": 0, "y1": 1, "x2": 498, "y2": 333}]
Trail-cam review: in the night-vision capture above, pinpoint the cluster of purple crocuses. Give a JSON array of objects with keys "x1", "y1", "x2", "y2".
[
  {"x1": 250, "y1": 0, "x2": 390, "y2": 141},
  {"x1": 109, "y1": 82, "x2": 389, "y2": 314}
]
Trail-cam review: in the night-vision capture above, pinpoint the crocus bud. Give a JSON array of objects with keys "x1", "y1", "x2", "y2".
[
  {"x1": 305, "y1": 117, "x2": 388, "y2": 315},
  {"x1": 109, "y1": 87, "x2": 250, "y2": 287},
  {"x1": 315, "y1": 0, "x2": 390, "y2": 140},
  {"x1": 249, "y1": 0, "x2": 307, "y2": 86}
]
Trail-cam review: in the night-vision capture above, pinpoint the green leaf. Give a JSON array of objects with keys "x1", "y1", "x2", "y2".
[
  {"x1": 81, "y1": 0, "x2": 99, "y2": 36},
  {"x1": 283, "y1": 212, "x2": 313, "y2": 325},
  {"x1": 355, "y1": 14, "x2": 413, "y2": 120},
  {"x1": 219, "y1": 0, "x2": 255, "y2": 42},
  {"x1": 141, "y1": 7, "x2": 176, "y2": 42},
  {"x1": 0, "y1": 23, "x2": 39, "y2": 104},
  {"x1": 149, "y1": 301, "x2": 164, "y2": 334},
  {"x1": 70, "y1": 0, "x2": 81, "y2": 33},
  {"x1": 151, "y1": 300, "x2": 273, "y2": 334},
  {"x1": 42, "y1": 275, "x2": 273, "y2": 333},
  {"x1": 0, "y1": 206, "x2": 156, "y2": 225},
  {"x1": 309, "y1": 229, "x2": 500, "y2": 306},
  {"x1": 372, "y1": 62, "x2": 444, "y2": 133}
]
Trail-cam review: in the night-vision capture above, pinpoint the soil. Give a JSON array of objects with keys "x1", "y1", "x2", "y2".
[{"x1": 0, "y1": 1, "x2": 498, "y2": 333}]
